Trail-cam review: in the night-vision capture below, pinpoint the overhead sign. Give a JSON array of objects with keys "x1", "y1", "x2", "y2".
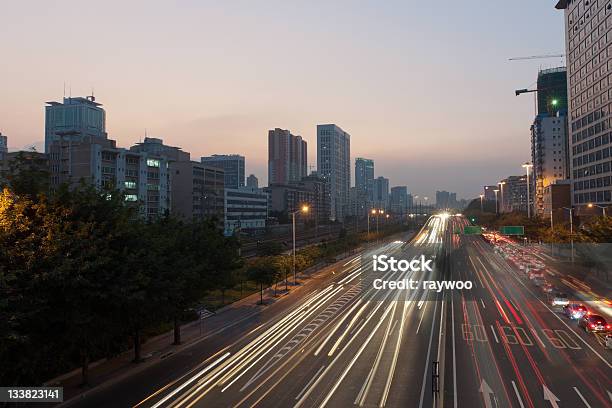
[
  {"x1": 500, "y1": 226, "x2": 524, "y2": 235},
  {"x1": 463, "y1": 226, "x2": 482, "y2": 235}
]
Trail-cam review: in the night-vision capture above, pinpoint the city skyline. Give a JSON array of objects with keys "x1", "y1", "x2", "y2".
[{"x1": 0, "y1": 0, "x2": 565, "y2": 199}]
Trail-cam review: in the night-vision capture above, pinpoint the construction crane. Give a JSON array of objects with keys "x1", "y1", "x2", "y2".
[{"x1": 508, "y1": 53, "x2": 565, "y2": 61}]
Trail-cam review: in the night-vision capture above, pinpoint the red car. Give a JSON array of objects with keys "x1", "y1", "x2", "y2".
[
  {"x1": 578, "y1": 315, "x2": 610, "y2": 333},
  {"x1": 562, "y1": 303, "x2": 588, "y2": 320}
]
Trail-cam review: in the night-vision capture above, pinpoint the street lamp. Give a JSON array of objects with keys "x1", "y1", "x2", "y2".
[
  {"x1": 291, "y1": 204, "x2": 309, "y2": 285},
  {"x1": 561, "y1": 206, "x2": 574, "y2": 263},
  {"x1": 493, "y1": 189, "x2": 500, "y2": 215},
  {"x1": 522, "y1": 162, "x2": 533, "y2": 218},
  {"x1": 479, "y1": 194, "x2": 484, "y2": 213},
  {"x1": 587, "y1": 203, "x2": 608, "y2": 217},
  {"x1": 368, "y1": 208, "x2": 376, "y2": 235},
  {"x1": 498, "y1": 182, "x2": 506, "y2": 213}
]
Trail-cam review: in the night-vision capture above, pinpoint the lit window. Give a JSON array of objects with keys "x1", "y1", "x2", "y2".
[
  {"x1": 147, "y1": 158, "x2": 160, "y2": 168},
  {"x1": 125, "y1": 194, "x2": 138, "y2": 202},
  {"x1": 124, "y1": 181, "x2": 137, "y2": 189}
]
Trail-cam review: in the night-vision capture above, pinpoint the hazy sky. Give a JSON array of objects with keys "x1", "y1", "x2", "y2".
[{"x1": 0, "y1": 0, "x2": 565, "y2": 199}]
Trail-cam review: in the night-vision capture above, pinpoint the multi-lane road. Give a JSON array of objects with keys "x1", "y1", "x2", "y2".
[{"x1": 68, "y1": 215, "x2": 611, "y2": 408}]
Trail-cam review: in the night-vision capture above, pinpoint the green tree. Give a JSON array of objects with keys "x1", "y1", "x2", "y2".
[{"x1": 247, "y1": 257, "x2": 278, "y2": 305}]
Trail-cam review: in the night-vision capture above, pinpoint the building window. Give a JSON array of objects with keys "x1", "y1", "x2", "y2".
[
  {"x1": 124, "y1": 181, "x2": 137, "y2": 189},
  {"x1": 147, "y1": 158, "x2": 160, "y2": 168},
  {"x1": 125, "y1": 194, "x2": 138, "y2": 202}
]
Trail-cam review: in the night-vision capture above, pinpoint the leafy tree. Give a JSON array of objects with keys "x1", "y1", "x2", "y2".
[{"x1": 247, "y1": 258, "x2": 278, "y2": 305}]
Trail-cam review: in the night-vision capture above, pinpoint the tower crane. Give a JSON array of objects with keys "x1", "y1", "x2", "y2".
[{"x1": 508, "y1": 54, "x2": 565, "y2": 61}]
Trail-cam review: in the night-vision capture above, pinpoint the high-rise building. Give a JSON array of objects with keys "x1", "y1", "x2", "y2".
[
  {"x1": 390, "y1": 186, "x2": 409, "y2": 215},
  {"x1": 201, "y1": 154, "x2": 245, "y2": 189},
  {"x1": 317, "y1": 124, "x2": 350, "y2": 221},
  {"x1": 555, "y1": 0, "x2": 612, "y2": 208},
  {"x1": 373, "y1": 176, "x2": 389, "y2": 210},
  {"x1": 483, "y1": 185, "x2": 497, "y2": 201},
  {"x1": 355, "y1": 158, "x2": 375, "y2": 202},
  {"x1": 531, "y1": 112, "x2": 569, "y2": 216},
  {"x1": 246, "y1": 174, "x2": 259, "y2": 188},
  {"x1": 436, "y1": 190, "x2": 458, "y2": 209},
  {"x1": 499, "y1": 176, "x2": 528, "y2": 213},
  {"x1": 268, "y1": 128, "x2": 307, "y2": 185},
  {"x1": 536, "y1": 67, "x2": 568, "y2": 115},
  {"x1": 45, "y1": 96, "x2": 106, "y2": 153},
  {"x1": 0, "y1": 133, "x2": 7, "y2": 162}
]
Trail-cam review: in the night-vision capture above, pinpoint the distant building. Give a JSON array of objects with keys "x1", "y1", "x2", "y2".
[
  {"x1": 246, "y1": 174, "x2": 259, "y2": 188},
  {"x1": 355, "y1": 158, "x2": 374, "y2": 202},
  {"x1": 317, "y1": 124, "x2": 350, "y2": 221},
  {"x1": 555, "y1": 1, "x2": 612, "y2": 209},
  {"x1": 268, "y1": 128, "x2": 307, "y2": 185},
  {"x1": 390, "y1": 186, "x2": 409, "y2": 215},
  {"x1": 131, "y1": 137, "x2": 190, "y2": 162},
  {"x1": 373, "y1": 176, "x2": 389, "y2": 210},
  {"x1": 544, "y1": 180, "x2": 571, "y2": 224},
  {"x1": 49, "y1": 136, "x2": 171, "y2": 218},
  {"x1": 201, "y1": 154, "x2": 245, "y2": 189},
  {"x1": 500, "y1": 176, "x2": 528, "y2": 213},
  {"x1": 0, "y1": 133, "x2": 7, "y2": 161},
  {"x1": 224, "y1": 186, "x2": 268, "y2": 236},
  {"x1": 45, "y1": 96, "x2": 107, "y2": 153},
  {"x1": 435, "y1": 190, "x2": 457, "y2": 209},
  {"x1": 267, "y1": 176, "x2": 330, "y2": 223},
  {"x1": 348, "y1": 187, "x2": 368, "y2": 218},
  {"x1": 531, "y1": 112, "x2": 569, "y2": 217},
  {"x1": 536, "y1": 67, "x2": 568, "y2": 115},
  {"x1": 171, "y1": 161, "x2": 224, "y2": 222},
  {"x1": 483, "y1": 185, "x2": 497, "y2": 202}
]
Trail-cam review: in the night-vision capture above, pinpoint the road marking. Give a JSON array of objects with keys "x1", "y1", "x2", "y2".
[
  {"x1": 543, "y1": 384, "x2": 560, "y2": 408},
  {"x1": 416, "y1": 307, "x2": 427, "y2": 334},
  {"x1": 489, "y1": 325, "x2": 499, "y2": 343},
  {"x1": 480, "y1": 298, "x2": 486, "y2": 309},
  {"x1": 573, "y1": 387, "x2": 592, "y2": 407},
  {"x1": 530, "y1": 328, "x2": 546, "y2": 348},
  {"x1": 479, "y1": 380, "x2": 494, "y2": 408},
  {"x1": 418, "y1": 296, "x2": 440, "y2": 408},
  {"x1": 294, "y1": 365, "x2": 325, "y2": 401},
  {"x1": 511, "y1": 380, "x2": 525, "y2": 408}
]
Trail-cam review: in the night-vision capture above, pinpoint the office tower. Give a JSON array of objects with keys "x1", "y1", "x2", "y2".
[
  {"x1": 201, "y1": 154, "x2": 245, "y2": 189},
  {"x1": 348, "y1": 187, "x2": 368, "y2": 218},
  {"x1": 536, "y1": 67, "x2": 568, "y2": 115},
  {"x1": 268, "y1": 128, "x2": 307, "y2": 185},
  {"x1": 355, "y1": 158, "x2": 375, "y2": 202},
  {"x1": 224, "y1": 186, "x2": 268, "y2": 236},
  {"x1": 556, "y1": 1, "x2": 612, "y2": 208},
  {"x1": 266, "y1": 175, "x2": 330, "y2": 223},
  {"x1": 0, "y1": 133, "x2": 7, "y2": 161},
  {"x1": 531, "y1": 112, "x2": 569, "y2": 216},
  {"x1": 436, "y1": 191, "x2": 450, "y2": 209},
  {"x1": 317, "y1": 124, "x2": 350, "y2": 221},
  {"x1": 45, "y1": 95, "x2": 106, "y2": 153},
  {"x1": 246, "y1": 174, "x2": 259, "y2": 188},
  {"x1": 390, "y1": 186, "x2": 409, "y2": 215},
  {"x1": 373, "y1": 176, "x2": 389, "y2": 210}
]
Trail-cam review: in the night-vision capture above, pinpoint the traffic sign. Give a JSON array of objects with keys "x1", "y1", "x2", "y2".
[
  {"x1": 464, "y1": 226, "x2": 482, "y2": 235},
  {"x1": 500, "y1": 226, "x2": 524, "y2": 235}
]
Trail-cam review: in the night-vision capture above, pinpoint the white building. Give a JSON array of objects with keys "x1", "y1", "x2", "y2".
[
  {"x1": 317, "y1": 124, "x2": 350, "y2": 221},
  {"x1": 224, "y1": 186, "x2": 268, "y2": 236}
]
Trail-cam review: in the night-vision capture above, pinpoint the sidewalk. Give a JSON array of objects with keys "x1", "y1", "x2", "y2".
[{"x1": 52, "y1": 245, "x2": 369, "y2": 406}]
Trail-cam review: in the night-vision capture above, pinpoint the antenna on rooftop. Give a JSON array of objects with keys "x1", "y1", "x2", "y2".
[{"x1": 63, "y1": 82, "x2": 66, "y2": 98}]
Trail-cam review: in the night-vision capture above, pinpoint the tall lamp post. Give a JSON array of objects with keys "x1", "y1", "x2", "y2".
[
  {"x1": 292, "y1": 204, "x2": 309, "y2": 285},
  {"x1": 522, "y1": 162, "x2": 533, "y2": 218},
  {"x1": 479, "y1": 194, "x2": 484, "y2": 213},
  {"x1": 493, "y1": 189, "x2": 499, "y2": 215},
  {"x1": 368, "y1": 208, "x2": 376, "y2": 235},
  {"x1": 498, "y1": 181, "x2": 506, "y2": 214},
  {"x1": 588, "y1": 203, "x2": 608, "y2": 217},
  {"x1": 561, "y1": 206, "x2": 574, "y2": 263}
]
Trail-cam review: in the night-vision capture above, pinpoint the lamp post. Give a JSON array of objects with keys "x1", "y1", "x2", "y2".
[
  {"x1": 368, "y1": 208, "x2": 376, "y2": 235},
  {"x1": 291, "y1": 204, "x2": 309, "y2": 285},
  {"x1": 522, "y1": 162, "x2": 533, "y2": 218},
  {"x1": 493, "y1": 189, "x2": 499, "y2": 215},
  {"x1": 588, "y1": 203, "x2": 608, "y2": 217},
  {"x1": 498, "y1": 182, "x2": 506, "y2": 213},
  {"x1": 479, "y1": 194, "x2": 484, "y2": 213}
]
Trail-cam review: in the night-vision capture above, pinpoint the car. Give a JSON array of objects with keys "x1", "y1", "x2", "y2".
[
  {"x1": 533, "y1": 277, "x2": 545, "y2": 287},
  {"x1": 551, "y1": 293, "x2": 569, "y2": 307},
  {"x1": 542, "y1": 282, "x2": 553, "y2": 293},
  {"x1": 562, "y1": 303, "x2": 588, "y2": 319},
  {"x1": 578, "y1": 315, "x2": 610, "y2": 333},
  {"x1": 606, "y1": 334, "x2": 612, "y2": 349},
  {"x1": 529, "y1": 270, "x2": 544, "y2": 280}
]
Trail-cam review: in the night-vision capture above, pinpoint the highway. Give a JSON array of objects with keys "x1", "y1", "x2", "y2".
[{"x1": 67, "y1": 215, "x2": 611, "y2": 408}]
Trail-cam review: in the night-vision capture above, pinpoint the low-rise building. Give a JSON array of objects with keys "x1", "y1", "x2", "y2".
[
  {"x1": 171, "y1": 161, "x2": 224, "y2": 222},
  {"x1": 224, "y1": 187, "x2": 268, "y2": 236}
]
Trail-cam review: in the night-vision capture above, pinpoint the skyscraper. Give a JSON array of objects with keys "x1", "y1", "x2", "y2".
[
  {"x1": 536, "y1": 67, "x2": 568, "y2": 115},
  {"x1": 45, "y1": 96, "x2": 107, "y2": 153},
  {"x1": 317, "y1": 124, "x2": 350, "y2": 221},
  {"x1": 556, "y1": 1, "x2": 612, "y2": 208},
  {"x1": 0, "y1": 133, "x2": 7, "y2": 162},
  {"x1": 268, "y1": 128, "x2": 307, "y2": 185},
  {"x1": 390, "y1": 186, "x2": 409, "y2": 215},
  {"x1": 355, "y1": 158, "x2": 374, "y2": 202},
  {"x1": 201, "y1": 154, "x2": 245, "y2": 189},
  {"x1": 373, "y1": 176, "x2": 389, "y2": 210}
]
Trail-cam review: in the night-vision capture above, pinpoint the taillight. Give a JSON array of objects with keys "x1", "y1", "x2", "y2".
[
  {"x1": 590, "y1": 323, "x2": 596, "y2": 328},
  {"x1": 606, "y1": 324, "x2": 611, "y2": 329}
]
